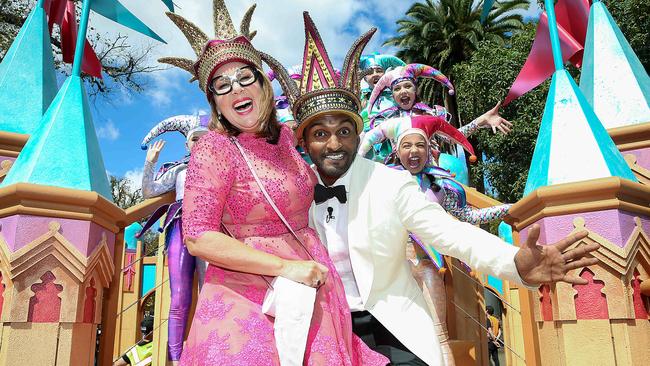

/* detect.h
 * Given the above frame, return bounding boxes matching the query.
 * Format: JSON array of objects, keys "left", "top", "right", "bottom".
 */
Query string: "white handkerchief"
[{"left": 262, "top": 276, "right": 317, "bottom": 366}]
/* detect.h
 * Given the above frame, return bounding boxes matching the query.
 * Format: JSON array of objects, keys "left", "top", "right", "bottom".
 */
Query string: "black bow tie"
[{"left": 314, "top": 184, "right": 347, "bottom": 204}]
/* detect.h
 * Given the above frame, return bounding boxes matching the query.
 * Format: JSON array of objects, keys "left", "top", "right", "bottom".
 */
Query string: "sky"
[{"left": 86, "top": 0, "right": 542, "bottom": 191}]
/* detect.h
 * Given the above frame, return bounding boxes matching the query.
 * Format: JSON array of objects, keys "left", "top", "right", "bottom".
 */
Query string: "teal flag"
[
  {"left": 91, "top": 0, "right": 165, "bottom": 43},
  {"left": 161, "top": 0, "right": 174, "bottom": 12},
  {"left": 481, "top": 0, "right": 496, "bottom": 23}
]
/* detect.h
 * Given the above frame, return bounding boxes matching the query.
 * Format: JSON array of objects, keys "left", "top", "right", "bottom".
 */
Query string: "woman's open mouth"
[
  {"left": 399, "top": 95, "right": 411, "bottom": 106},
  {"left": 407, "top": 156, "right": 421, "bottom": 169},
  {"left": 233, "top": 98, "right": 253, "bottom": 115}
]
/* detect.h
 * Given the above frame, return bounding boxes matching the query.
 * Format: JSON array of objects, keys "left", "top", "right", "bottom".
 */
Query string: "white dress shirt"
[{"left": 313, "top": 171, "right": 365, "bottom": 311}]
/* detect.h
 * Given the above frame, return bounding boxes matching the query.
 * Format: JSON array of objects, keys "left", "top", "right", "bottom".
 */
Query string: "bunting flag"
[
  {"left": 554, "top": 0, "right": 590, "bottom": 66},
  {"left": 44, "top": 0, "right": 67, "bottom": 31},
  {"left": 91, "top": 0, "right": 165, "bottom": 43},
  {"left": 503, "top": 0, "right": 589, "bottom": 106},
  {"left": 61, "top": 1, "right": 102, "bottom": 78},
  {"left": 481, "top": 0, "right": 496, "bottom": 24},
  {"left": 161, "top": 0, "right": 174, "bottom": 12},
  {"left": 44, "top": 0, "right": 102, "bottom": 78}
]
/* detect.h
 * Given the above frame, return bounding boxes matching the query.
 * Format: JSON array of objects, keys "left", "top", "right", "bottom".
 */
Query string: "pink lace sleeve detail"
[{"left": 182, "top": 132, "right": 237, "bottom": 238}]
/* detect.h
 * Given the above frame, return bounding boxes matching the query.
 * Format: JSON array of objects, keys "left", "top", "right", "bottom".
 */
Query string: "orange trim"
[
  {"left": 0, "top": 131, "right": 29, "bottom": 158},
  {"left": 505, "top": 177, "right": 650, "bottom": 230},
  {"left": 608, "top": 122, "right": 650, "bottom": 151},
  {"left": 0, "top": 183, "right": 124, "bottom": 232}
]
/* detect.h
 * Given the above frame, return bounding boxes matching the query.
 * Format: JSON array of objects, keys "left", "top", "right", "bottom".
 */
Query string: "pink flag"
[
  {"left": 60, "top": 1, "right": 103, "bottom": 78},
  {"left": 555, "top": 0, "right": 590, "bottom": 66},
  {"left": 503, "top": 13, "right": 583, "bottom": 106}
]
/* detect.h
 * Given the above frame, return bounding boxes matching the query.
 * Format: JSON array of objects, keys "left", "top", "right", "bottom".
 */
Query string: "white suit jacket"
[{"left": 309, "top": 157, "right": 524, "bottom": 365}]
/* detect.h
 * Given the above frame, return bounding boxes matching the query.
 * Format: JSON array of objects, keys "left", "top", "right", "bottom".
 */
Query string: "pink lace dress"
[{"left": 180, "top": 125, "right": 388, "bottom": 365}]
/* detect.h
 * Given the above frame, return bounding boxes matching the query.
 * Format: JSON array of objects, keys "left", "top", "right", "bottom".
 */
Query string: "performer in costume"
[
  {"left": 358, "top": 115, "right": 512, "bottom": 224},
  {"left": 359, "top": 53, "right": 406, "bottom": 128},
  {"left": 171, "top": 3, "right": 387, "bottom": 365},
  {"left": 268, "top": 65, "right": 313, "bottom": 164},
  {"left": 137, "top": 114, "right": 209, "bottom": 363},
  {"left": 359, "top": 115, "right": 513, "bottom": 365},
  {"left": 366, "top": 64, "right": 512, "bottom": 164},
  {"left": 265, "top": 11, "right": 598, "bottom": 365}
]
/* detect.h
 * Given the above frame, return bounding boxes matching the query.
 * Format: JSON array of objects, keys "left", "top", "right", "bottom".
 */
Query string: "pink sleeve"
[{"left": 182, "top": 132, "right": 236, "bottom": 238}]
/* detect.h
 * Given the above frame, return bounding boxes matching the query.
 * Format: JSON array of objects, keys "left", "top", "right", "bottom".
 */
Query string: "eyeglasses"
[{"left": 208, "top": 66, "right": 259, "bottom": 96}]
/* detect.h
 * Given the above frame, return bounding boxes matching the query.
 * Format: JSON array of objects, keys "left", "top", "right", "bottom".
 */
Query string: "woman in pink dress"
[{"left": 177, "top": 7, "right": 388, "bottom": 366}]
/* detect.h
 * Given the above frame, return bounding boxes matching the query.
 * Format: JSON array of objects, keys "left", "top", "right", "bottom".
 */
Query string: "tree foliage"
[
  {"left": 452, "top": 24, "right": 548, "bottom": 202},
  {"left": 110, "top": 175, "right": 142, "bottom": 210},
  {"left": 0, "top": 0, "right": 163, "bottom": 101},
  {"left": 452, "top": 0, "right": 649, "bottom": 202},
  {"left": 384, "top": 0, "right": 528, "bottom": 124}
]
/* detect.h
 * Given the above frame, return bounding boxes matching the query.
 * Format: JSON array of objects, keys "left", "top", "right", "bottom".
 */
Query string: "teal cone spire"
[
  {"left": 0, "top": 6, "right": 58, "bottom": 135},
  {"left": 579, "top": 1, "right": 650, "bottom": 129}
]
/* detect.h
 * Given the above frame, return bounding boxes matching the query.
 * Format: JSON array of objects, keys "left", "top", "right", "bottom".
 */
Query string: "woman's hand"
[
  {"left": 146, "top": 140, "right": 166, "bottom": 163},
  {"left": 477, "top": 102, "right": 513, "bottom": 134},
  {"left": 280, "top": 260, "right": 329, "bottom": 288}
]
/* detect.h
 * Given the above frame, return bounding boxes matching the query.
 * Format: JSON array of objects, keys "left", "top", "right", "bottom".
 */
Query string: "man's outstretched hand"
[{"left": 514, "top": 224, "right": 600, "bottom": 286}]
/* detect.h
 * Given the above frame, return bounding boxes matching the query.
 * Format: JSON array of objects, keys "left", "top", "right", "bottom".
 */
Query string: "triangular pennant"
[
  {"left": 503, "top": 13, "right": 583, "bottom": 106},
  {"left": 91, "top": 0, "right": 165, "bottom": 43},
  {"left": 161, "top": 0, "right": 174, "bottom": 12},
  {"left": 61, "top": 1, "right": 102, "bottom": 78}
]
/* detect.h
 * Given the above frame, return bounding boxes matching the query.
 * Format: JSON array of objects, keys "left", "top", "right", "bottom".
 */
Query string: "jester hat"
[
  {"left": 158, "top": 0, "right": 259, "bottom": 95},
  {"left": 359, "top": 53, "right": 406, "bottom": 76},
  {"left": 141, "top": 114, "right": 210, "bottom": 150},
  {"left": 366, "top": 64, "right": 455, "bottom": 114},
  {"left": 262, "top": 12, "right": 376, "bottom": 138},
  {"left": 267, "top": 64, "right": 303, "bottom": 82},
  {"left": 358, "top": 115, "right": 475, "bottom": 159}
]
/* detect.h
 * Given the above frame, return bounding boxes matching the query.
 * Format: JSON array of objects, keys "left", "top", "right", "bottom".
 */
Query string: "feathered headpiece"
[
  {"left": 141, "top": 114, "right": 210, "bottom": 150},
  {"left": 262, "top": 12, "right": 376, "bottom": 137},
  {"left": 359, "top": 53, "right": 406, "bottom": 77},
  {"left": 158, "top": 0, "right": 259, "bottom": 93},
  {"left": 358, "top": 115, "right": 475, "bottom": 159},
  {"left": 366, "top": 63, "right": 455, "bottom": 114}
]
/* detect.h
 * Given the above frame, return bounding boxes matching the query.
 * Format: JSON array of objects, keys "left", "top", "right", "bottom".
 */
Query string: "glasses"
[{"left": 208, "top": 66, "right": 259, "bottom": 95}]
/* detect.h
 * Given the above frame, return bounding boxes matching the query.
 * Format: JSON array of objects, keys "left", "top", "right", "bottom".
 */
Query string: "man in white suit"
[
  {"left": 264, "top": 14, "right": 599, "bottom": 365},
  {"left": 298, "top": 114, "right": 598, "bottom": 365}
]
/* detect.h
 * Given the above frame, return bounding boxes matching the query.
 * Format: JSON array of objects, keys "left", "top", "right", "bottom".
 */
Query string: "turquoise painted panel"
[
  {"left": 524, "top": 72, "right": 556, "bottom": 196},
  {"left": 0, "top": 76, "right": 113, "bottom": 201},
  {"left": 439, "top": 148, "right": 469, "bottom": 186},
  {"left": 0, "top": 7, "right": 58, "bottom": 135},
  {"left": 498, "top": 221, "right": 514, "bottom": 244},
  {"left": 124, "top": 222, "right": 143, "bottom": 251},
  {"left": 487, "top": 275, "right": 504, "bottom": 296},
  {"left": 141, "top": 264, "right": 156, "bottom": 297}
]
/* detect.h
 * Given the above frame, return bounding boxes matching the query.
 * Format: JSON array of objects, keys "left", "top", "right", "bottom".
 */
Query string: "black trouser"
[
  {"left": 351, "top": 311, "right": 428, "bottom": 366},
  {"left": 488, "top": 342, "right": 500, "bottom": 366}
]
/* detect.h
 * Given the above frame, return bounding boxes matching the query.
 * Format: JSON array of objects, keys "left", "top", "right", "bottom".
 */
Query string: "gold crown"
[
  {"left": 158, "top": 0, "right": 258, "bottom": 89},
  {"left": 262, "top": 12, "right": 375, "bottom": 137},
  {"left": 194, "top": 37, "right": 262, "bottom": 92}
]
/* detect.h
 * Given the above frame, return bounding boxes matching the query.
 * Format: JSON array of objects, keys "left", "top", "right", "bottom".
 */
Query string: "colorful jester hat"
[
  {"left": 359, "top": 53, "right": 406, "bottom": 77},
  {"left": 158, "top": 0, "right": 259, "bottom": 95},
  {"left": 358, "top": 115, "right": 475, "bottom": 160},
  {"left": 140, "top": 114, "right": 210, "bottom": 150},
  {"left": 366, "top": 63, "right": 455, "bottom": 114},
  {"left": 261, "top": 12, "right": 376, "bottom": 138}
]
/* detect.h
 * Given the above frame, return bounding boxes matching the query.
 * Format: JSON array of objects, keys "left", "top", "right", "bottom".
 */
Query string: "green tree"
[
  {"left": 0, "top": 0, "right": 163, "bottom": 100},
  {"left": 384, "top": 0, "right": 528, "bottom": 125},
  {"left": 452, "top": 24, "right": 549, "bottom": 202}
]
